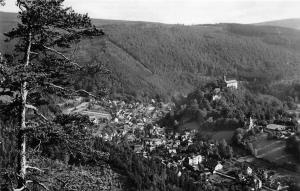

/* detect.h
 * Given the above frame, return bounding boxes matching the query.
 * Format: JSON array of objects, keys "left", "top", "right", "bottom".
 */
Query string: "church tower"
[{"left": 223, "top": 75, "right": 227, "bottom": 82}]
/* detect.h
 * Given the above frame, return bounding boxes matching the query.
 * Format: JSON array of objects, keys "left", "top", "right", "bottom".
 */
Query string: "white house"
[
  {"left": 224, "top": 75, "right": 238, "bottom": 89},
  {"left": 266, "top": 124, "right": 286, "bottom": 131},
  {"left": 169, "top": 149, "right": 177, "bottom": 154},
  {"left": 212, "top": 88, "right": 222, "bottom": 101},
  {"left": 213, "top": 162, "right": 223, "bottom": 173},
  {"left": 177, "top": 171, "right": 182, "bottom": 177},
  {"left": 246, "top": 166, "right": 253, "bottom": 176},
  {"left": 188, "top": 155, "right": 203, "bottom": 170},
  {"left": 212, "top": 94, "right": 222, "bottom": 101}
]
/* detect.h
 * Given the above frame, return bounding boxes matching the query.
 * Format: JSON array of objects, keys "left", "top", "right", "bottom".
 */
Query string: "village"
[
  {"left": 58, "top": 74, "right": 300, "bottom": 191},
  {"left": 59, "top": 91, "right": 299, "bottom": 191}
]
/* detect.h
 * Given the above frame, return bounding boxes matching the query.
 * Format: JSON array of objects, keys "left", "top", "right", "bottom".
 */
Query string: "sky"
[{"left": 1, "top": 0, "right": 300, "bottom": 24}]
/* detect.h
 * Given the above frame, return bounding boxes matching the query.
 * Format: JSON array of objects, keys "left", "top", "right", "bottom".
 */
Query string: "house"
[
  {"left": 126, "top": 134, "right": 137, "bottom": 142},
  {"left": 224, "top": 75, "right": 238, "bottom": 89},
  {"left": 253, "top": 176, "right": 262, "bottom": 190},
  {"left": 149, "top": 146, "right": 155, "bottom": 152},
  {"left": 213, "top": 162, "right": 223, "bottom": 173},
  {"left": 188, "top": 155, "right": 203, "bottom": 170},
  {"left": 142, "top": 151, "right": 148, "bottom": 158},
  {"left": 212, "top": 88, "right": 222, "bottom": 101},
  {"left": 101, "top": 133, "right": 112, "bottom": 141},
  {"left": 113, "top": 118, "right": 119, "bottom": 123},
  {"left": 133, "top": 144, "right": 144, "bottom": 153},
  {"left": 173, "top": 140, "right": 181, "bottom": 148},
  {"left": 246, "top": 166, "right": 253, "bottom": 176},
  {"left": 181, "top": 131, "right": 191, "bottom": 141},
  {"left": 177, "top": 171, "right": 182, "bottom": 177},
  {"left": 144, "top": 138, "right": 165, "bottom": 146},
  {"left": 174, "top": 133, "right": 180, "bottom": 139},
  {"left": 80, "top": 110, "right": 112, "bottom": 124},
  {"left": 276, "top": 183, "right": 289, "bottom": 191},
  {"left": 214, "top": 88, "right": 221, "bottom": 94},
  {"left": 266, "top": 124, "right": 286, "bottom": 131},
  {"left": 212, "top": 94, "right": 222, "bottom": 101},
  {"left": 169, "top": 149, "right": 177, "bottom": 154}
]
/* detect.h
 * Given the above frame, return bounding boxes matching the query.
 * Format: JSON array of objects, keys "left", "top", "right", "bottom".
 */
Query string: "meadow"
[{"left": 252, "top": 133, "right": 296, "bottom": 165}]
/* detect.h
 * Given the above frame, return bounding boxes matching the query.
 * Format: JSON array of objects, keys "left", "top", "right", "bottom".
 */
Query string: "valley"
[{"left": 1, "top": 3, "right": 300, "bottom": 191}]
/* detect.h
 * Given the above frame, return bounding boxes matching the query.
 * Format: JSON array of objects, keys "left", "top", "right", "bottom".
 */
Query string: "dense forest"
[
  {"left": 1, "top": 11, "right": 300, "bottom": 101},
  {"left": 160, "top": 79, "right": 297, "bottom": 133}
]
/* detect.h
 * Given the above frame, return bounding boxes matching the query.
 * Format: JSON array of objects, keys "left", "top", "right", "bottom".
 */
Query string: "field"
[{"left": 252, "top": 133, "right": 296, "bottom": 165}]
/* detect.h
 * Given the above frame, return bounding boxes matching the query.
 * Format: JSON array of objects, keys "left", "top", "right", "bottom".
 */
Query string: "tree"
[
  {"left": 1, "top": 0, "right": 103, "bottom": 189},
  {"left": 218, "top": 139, "right": 227, "bottom": 157},
  {"left": 247, "top": 142, "right": 255, "bottom": 156},
  {"left": 190, "top": 99, "right": 199, "bottom": 111},
  {"left": 196, "top": 109, "right": 207, "bottom": 123}
]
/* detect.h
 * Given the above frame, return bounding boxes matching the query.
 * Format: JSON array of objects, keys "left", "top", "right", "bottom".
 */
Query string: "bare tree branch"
[
  {"left": 75, "top": 89, "right": 97, "bottom": 98},
  {"left": 12, "top": 179, "right": 49, "bottom": 191},
  {"left": 25, "top": 165, "right": 44, "bottom": 173},
  {"left": 29, "top": 51, "right": 38, "bottom": 55},
  {"left": 34, "top": 181, "right": 49, "bottom": 191},
  {"left": 46, "top": 82, "right": 97, "bottom": 98},
  {"left": 25, "top": 104, "right": 48, "bottom": 121},
  {"left": 12, "top": 180, "right": 33, "bottom": 191},
  {"left": 13, "top": 185, "right": 26, "bottom": 191},
  {"left": 0, "top": 0, "right": 5, "bottom": 6},
  {"left": 45, "top": 82, "right": 66, "bottom": 91},
  {"left": 33, "top": 139, "right": 41, "bottom": 151},
  {"left": 42, "top": 45, "right": 81, "bottom": 68}
]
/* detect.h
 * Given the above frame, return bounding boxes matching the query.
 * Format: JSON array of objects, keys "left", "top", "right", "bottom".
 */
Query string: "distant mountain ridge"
[
  {"left": 255, "top": 18, "right": 300, "bottom": 30},
  {"left": 1, "top": 11, "right": 300, "bottom": 100}
]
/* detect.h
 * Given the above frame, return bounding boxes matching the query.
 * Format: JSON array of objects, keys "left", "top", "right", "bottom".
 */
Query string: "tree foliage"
[
  {"left": 0, "top": 0, "right": 103, "bottom": 189},
  {"left": 163, "top": 80, "right": 290, "bottom": 133}
]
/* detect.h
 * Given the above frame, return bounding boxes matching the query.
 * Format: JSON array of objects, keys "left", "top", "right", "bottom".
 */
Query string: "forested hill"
[{"left": 1, "top": 11, "right": 300, "bottom": 100}]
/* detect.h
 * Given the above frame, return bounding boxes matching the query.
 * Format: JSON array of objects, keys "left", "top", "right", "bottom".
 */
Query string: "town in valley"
[{"left": 0, "top": 0, "right": 300, "bottom": 191}]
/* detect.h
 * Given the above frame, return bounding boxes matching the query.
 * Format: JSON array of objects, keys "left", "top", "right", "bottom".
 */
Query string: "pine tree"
[{"left": 0, "top": 0, "right": 104, "bottom": 189}]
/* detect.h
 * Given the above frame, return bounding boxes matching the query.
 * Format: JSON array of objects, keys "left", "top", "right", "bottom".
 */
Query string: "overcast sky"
[{"left": 1, "top": 0, "right": 300, "bottom": 24}]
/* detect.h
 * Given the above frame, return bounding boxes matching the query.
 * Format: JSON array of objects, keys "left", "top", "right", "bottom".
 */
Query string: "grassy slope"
[
  {"left": 1, "top": 11, "right": 300, "bottom": 100},
  {"left": 252, "top": 133, "right": 297, "bottom": 165},
  {"left": 255, "top": 18, "right": 300, "bottom": 30}
]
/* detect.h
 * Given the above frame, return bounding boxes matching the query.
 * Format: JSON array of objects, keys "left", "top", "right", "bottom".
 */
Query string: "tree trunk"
[
  {"left": 16, "top": 32, "right": 31, "bottom": 188},
  {"left": 17, "top": 82, "right": 28, "bottom": 188}
]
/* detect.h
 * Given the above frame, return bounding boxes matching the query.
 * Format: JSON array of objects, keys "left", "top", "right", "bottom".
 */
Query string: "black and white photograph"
[{"left": 0, "top": 0, "right": 300, "bottom": 190}]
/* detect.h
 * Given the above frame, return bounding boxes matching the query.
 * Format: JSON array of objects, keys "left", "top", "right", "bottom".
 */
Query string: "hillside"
[
  {"left": 1, "top": 11, "right": 300, "bottom": 100},
  {"left": 255, "top": 18, "right": 300, "bottom": 30}
]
